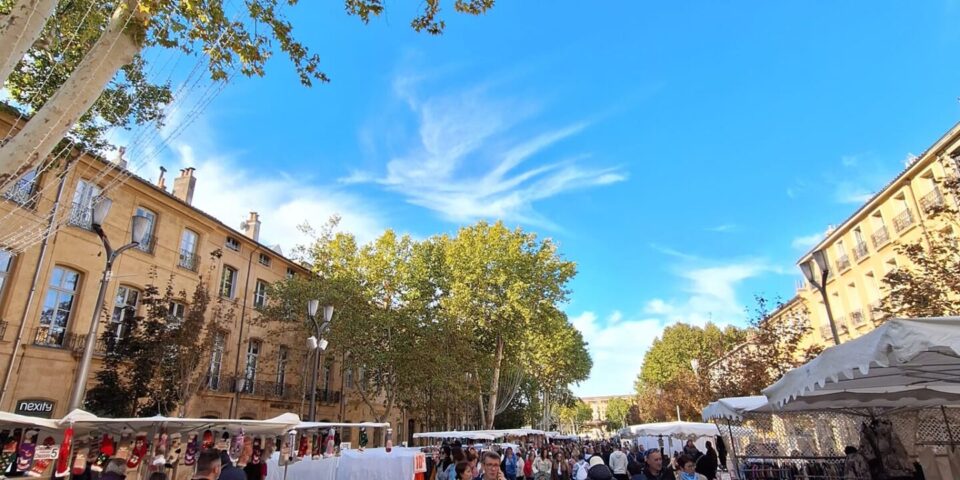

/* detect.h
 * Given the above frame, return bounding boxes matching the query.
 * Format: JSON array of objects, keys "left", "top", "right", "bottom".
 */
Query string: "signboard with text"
[
  {"left": 413, "top": 453, "right": 426, "bottom": 473},
  {"left": 15, "top": 399, "right": 55, "bottom": 418}
]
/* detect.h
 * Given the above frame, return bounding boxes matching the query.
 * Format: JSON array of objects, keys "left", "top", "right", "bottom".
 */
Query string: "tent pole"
[
  {"left": 942, "top": 406, "right": 956, "bottom": 452},
  {"left": 726, "top": 419, "right": 740, "bottom": 480}
]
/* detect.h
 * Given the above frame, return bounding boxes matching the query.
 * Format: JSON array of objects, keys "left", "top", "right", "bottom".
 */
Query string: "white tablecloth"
[{"left": 265, "top": 448, "right": 419, "bottom": 480}]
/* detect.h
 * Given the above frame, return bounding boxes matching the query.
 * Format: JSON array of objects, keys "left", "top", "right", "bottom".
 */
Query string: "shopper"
[
  {"left": 634, "top": 450, "right": 670, "bottom": 480},
  {"left": 674, "top": 455, "right": 706, "bottom": 480},
  {"left": 101, "top": 460, "right": 128, "bottom": 480},
  {"left": 480, "top": 452, "right": 507, "bottom": 480},
  {"left": 682, "top": 441, "right": 702, "bottom": 461},
  {"left": 193, "top": 450, "right": 223, "bottom": 480},
  {"left": 503, "top": 448, "right": 520, "bottom": 480},
  {"left": 523, "top": 452, "right": 535, "bottom": 480},
  {"left": 457, "top": 461, "right": 476, "bottom": 480},
  {"left": 608, "top": 445, "right": 628, "bottom": 480},
  {"left": 534, "top": 449, "right": 552, "bottom": 480},
  {"left": 694, "top": 442, "right": 718, "bottom": 480}
]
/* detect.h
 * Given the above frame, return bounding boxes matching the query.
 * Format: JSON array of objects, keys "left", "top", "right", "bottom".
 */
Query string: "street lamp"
[
  {"left": 306, "top": 300, "right": 334, "bottom": 421},
  {"left": 800, "top": 249, "right": 841, "bottom": 346},
  {"left": 68, "top": 197, "right": 149, "bottom": 411}
]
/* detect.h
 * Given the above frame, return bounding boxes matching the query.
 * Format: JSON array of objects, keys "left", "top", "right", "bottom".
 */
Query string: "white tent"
[
  {"left": 701, "top": 396, "right": 770, "bottom": 422},
  {"left": 0, "top": 411, "right": 61, "bottom": 430},
  {"left": 763, "top": 317, "right": 960, "bottom": 409},
  {"left": 412, "top": 430, "right": 497, "bottom": 441},
  {"left": 57, "top": 409, "right": 301, "bottom": 435},
  {"left": 619, "top": 421, "right": 720, "bottom": 439},
  {"left": 295, "top": 421, "right": 390, "bottom": 430}
]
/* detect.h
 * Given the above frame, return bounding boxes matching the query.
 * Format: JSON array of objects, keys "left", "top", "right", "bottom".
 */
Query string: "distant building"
[{"left": 579, "top": 394, "right": 635, "bottom": 437}]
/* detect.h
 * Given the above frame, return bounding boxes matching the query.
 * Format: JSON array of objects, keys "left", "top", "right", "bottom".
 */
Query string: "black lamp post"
[
  {"left": 306, "top": 299, "right": 333, "bottom": 421},
  {"left": 800, "top": 249, "right": 841, "bottom": 346}
]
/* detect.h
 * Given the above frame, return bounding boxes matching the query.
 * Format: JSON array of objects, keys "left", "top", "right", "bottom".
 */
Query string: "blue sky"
[{"left": 128, "top": 1, "right": 960, "bottom": 397}]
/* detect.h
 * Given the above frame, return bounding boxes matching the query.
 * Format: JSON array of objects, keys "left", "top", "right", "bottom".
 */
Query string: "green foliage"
[
  {"left": 266, "top": 217, "right": 589, "bottom": 429},
  {"left": 556, "top": 401, "right": 592, "bottom": 434},
  {"left": 881, "top": 164, "right": 960, "bottom": 317},
  {"left": 2, "top": 0, "right": 172, "bottom": 150},
  {"left": 634, "top": 322, "right": 744, "bottom": 421},
  {"left": 604, "top": 397, "right": 633, "bottom": 429}
]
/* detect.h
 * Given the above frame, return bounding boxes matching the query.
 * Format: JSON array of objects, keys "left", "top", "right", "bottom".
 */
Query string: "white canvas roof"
[
  {"left": 619, "top": 421, "right": 719, "bottom": 439},
  {"left": 295, "top": 421, "right": 390, "bottom": 430},
  {"left": 763, "top": 317, "right": 960, "bottom": 409},
  {"left": 0, "top": 411, "right": 60, "bottom": 430},
  {"left": 413, "top": 431, "right": 497, "bottom": 440},
  {"left": 701, "top": 396, "right": 770, "bottom": 421},
  {"left": 58, "top": 410, "right": 300, "bottom": 434}
]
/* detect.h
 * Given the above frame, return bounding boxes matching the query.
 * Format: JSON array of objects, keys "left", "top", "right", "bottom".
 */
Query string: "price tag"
[
  {"left": 413, "top": 453, "right": 427, "bottom": 473},
  {"left": 340, "top": 443, "right": 351, "bottom": 450},
  {"left": 35, "top": 446, "right": 58, "bottom": 460}
]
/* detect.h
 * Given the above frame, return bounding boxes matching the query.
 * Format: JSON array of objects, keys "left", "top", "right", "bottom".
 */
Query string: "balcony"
[
  {"left": 2, "top": 178, "right": 36, "bottom": 208},
  {"left": 819, "top": 325, "right": 832, "bottom": 340},
  {"left": 850, "top": 309, "right": 864, "bottom": 326},
  {"left": 892, "top": 209, "right": 915, "bottom": 233},
  {"left": 66, "top": 202, "right": 94, "bottom": 230},
  {"left": 135, "top": 235, "right": 156, "bottom": 254},
  {"left": 68, "top": 334, "right": 108, "bottom": 357},
  {"left": 871, "top": 226, "right": 890, "bottom": 248},
  {"left": 306, "top": 389, "right": 342, "bottom": 404},
  {"left": 836, "top": 318, "right": 849, "bottom": 335},
  {"left": 919, "top": 187, "right": 944, "bottom": 213},
  {"left": 0, "top": 321, "right": 7, "bottom": 341},
  {"left": 178, "top": 249, "right": 200, "bottom": 272},
  {"left": 836, "top": 254, "right": 851, "bottom": 272},
  {"left": 201, "top": 374, "right": 306, "bottom": 402},
  {"left": 852, "top": 242, "right": 869, "bottom": 261},
  {"left": 33, "top": 327, "right": 68, "bottom": 348},
  {"left": 869, "top": 302, "right": 886, "bottom": 325}
]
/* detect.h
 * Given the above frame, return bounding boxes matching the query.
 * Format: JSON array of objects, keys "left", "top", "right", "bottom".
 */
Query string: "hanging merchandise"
[
  {"left": 216, "top": 431, "right": 230, "bottom": 452},
  {"left": 324, "top": 429, "right": 335, "bottom": 458},
  {"left": 26, "top": 436, "right": 57, "bottom": 477},
  {"left": 230, "top": 430, "right": 245, "bottom": 463},
  {"left": 385, "top": 428, "right": 393, "bottom": 453},
  {"left": 91, "top": 434, "right": 114, "bottom": 472},
  {"left": 17, "top": 429, "right": 38, "bottom": 473},
  {"left": 0, "top": 429, "right": 20, "bottom": 473},
  {"left": 184, "top": 434, "right": 199, "bottom": 466},
  {"left": 54, "top": 426, "right": 72, "bottom": 478},
  {"left": 115, "top": 431, "right": 132, "bottom": 461},
  {"left": 297, "top": 432, "right": 309, "bottom": 458},
  {"left": 359, "top": 428, "right": 368, "bottom": 451},
  {"left": 167, "top": 433, "right": 182, "bottom": 466},
  {"left": 251, "top": 437, "right": 263, "bottom": 465},
  {"left": 127, "top": 432, "right": 148, "bottom": 469},
  {"left": 71, "top": 435, "right": 90, "bottom": 476},
  {"left": 310, "top": 433, "right": 320, "bottom": 460},
  {"left": 202, "top": 430, "right": 214, "bottom": 450},
  {"left": 238, "top": 433, "right": 253, "bottom": 467},
  {"left": 858, "top": 418, "right": 915, "bottom": 480}
]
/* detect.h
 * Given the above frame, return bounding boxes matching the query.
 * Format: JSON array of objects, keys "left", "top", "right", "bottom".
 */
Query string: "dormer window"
[
  {"left": 226, "top": 236, "right": 240, "bottom": 252},
  {"left": 258, "top": 253, "right": 271, "bottom": 267}
]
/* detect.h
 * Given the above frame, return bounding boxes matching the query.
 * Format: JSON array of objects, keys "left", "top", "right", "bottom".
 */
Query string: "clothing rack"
[{"left": 739, "top": 456, "right": 845, "bottom": 480}]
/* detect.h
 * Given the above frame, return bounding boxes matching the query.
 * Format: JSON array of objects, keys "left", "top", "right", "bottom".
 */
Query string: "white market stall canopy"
[
  {"left": 58, "top": 409, "right": 301, "bottom": 435},
  {"left": 413, "top": 431, "right": 497, "bottom": 441},
  {"left": 296, "top": 421, "right": 390, "bottom": 431},
  {"left": 701, "top": 396, "right": 770, "bottom": 422},
  {"left": 619, "top": 421, "right": 719, "bottom": 439},
  {"left": 0, "top": 411, "right": 61, "bottom": 430},
  {"left": 414, "top": 428, "right": 546, "bottom": 441},
  {"left": 763, "top": 317, "right": 960, "bottom": 409}
]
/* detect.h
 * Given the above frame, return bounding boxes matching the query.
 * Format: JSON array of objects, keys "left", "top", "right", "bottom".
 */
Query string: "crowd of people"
[{"left": 430, "top": 438, "right": 722, "bottom": 480}]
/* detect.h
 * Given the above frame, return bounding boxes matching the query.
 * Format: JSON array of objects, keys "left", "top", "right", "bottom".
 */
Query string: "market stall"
[
  {"left": 619, "top": 421, "right": 719, "bottom": 456},
  {"left": 0, "top": 410, "right": 66, "bottom": 479}
]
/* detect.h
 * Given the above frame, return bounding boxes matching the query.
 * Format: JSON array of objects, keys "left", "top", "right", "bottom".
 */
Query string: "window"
[
  {"left": 134, "top": 207, "right": 157, "bottom": 253},
  {"left": 276, "top": 346, "right": 288, "bottom": 396},
  {"left": 253, "top": 280, "right": 268, "bottom": 308},
  {"left": 226, "top": 236, "right": 240, "bottom": 252},
  {"left": 207, "top": 332, "right": 225, "bottom": 390},
  {"left": 258, "top": 253, "right": 271, "bottom": 267},
  {"left": 345, "top": 368, "right": 354, "bottom": 389},
  {"left": 322, "top": 365, "right": 331, "bottom": 391},
  {"left": 37, "top": 266, "right": 80, "bottom": 347},
  {"left": 3, "top": 169, "right": 37, "bottom": 206},
  {"left": 220, "top": 266, "right": 238, "bottom": 298},
  {"left": 167, "top": 301, "right": 186, "bottom": 326},
  {"left": 242, "top": 340, "right": 261, "bottom": 393},
  {"left": 110, "top": 286, "right": 140, "bottom": 341},
  {"left": 286, "top": 267, "right": 295, "bottom": 279},
  {"left": 178, "top": 229, "right": 199, "bottom": 271},
  {"left": 0, "top": 251, "right": 13, "bottom": 300},
  {"left": 68, "top": 180, "right": 101, "bottom": 229}
]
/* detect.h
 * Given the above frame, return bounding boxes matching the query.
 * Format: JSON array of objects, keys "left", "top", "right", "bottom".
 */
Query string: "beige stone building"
[
  {"left": 579, "top": 394, "right": 635, "bottom": 437},
  {"left": 711, "top": 121, "right": 960, "bottom": 380},
  {"left": 0, "top": 107, "right": 406, "bottom": 442}
]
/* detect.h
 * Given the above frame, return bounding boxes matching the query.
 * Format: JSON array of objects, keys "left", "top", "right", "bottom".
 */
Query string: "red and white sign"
[{"left": 413, "top": 453, "right": 426, "bottom": 473}]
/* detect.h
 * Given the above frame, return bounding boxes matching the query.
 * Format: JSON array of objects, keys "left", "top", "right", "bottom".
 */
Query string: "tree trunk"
[
  {"left": 0, "top": 0, "right": 144, "bottom": 184},
  {"left": 0, "top": 0, "right": 57, "bottom": 86},
  {"left": 485, "top": 334, "right": 504, "bottom": 430}
]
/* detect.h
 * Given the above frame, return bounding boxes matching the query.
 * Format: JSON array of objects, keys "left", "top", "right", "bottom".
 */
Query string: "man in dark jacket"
[
  {"left": 634, "top": 450, "right": 671, "bottom": 480},
  {"left": 218, "top": 450, "right": 245, "bottom": 480}
]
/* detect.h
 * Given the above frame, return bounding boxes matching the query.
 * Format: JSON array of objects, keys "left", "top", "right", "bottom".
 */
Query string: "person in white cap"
[{"left": 586, "top": 456, "right": 612, "bottom": 480}]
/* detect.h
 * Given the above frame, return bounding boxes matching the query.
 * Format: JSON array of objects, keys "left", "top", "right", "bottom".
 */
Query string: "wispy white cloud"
[
  {"left": 791, "top": 232, "right": 823, "bottom": 250},
  {"left": 571, "top": 258, "right": 779, "bottom": 396},
  {"left": 649, "top": 244, "right": 700, "bottom": 262},
  {"left": 706, "top": 223, "right": 737, "bottom": 233},
  {"left": 346, "top": 75, "right": 627, "bottom": 227},
  {"left": 834, "top": 182, "right": 875, "bottom": 204}
]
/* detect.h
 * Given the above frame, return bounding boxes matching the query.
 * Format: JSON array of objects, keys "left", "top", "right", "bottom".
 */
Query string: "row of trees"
[{"left": 260, "top": 219, "right": 592, "bottom": 429}]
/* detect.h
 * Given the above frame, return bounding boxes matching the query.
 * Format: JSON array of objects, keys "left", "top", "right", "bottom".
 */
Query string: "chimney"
[
  {"left": 113, "top": 146, "right": 127, "bottom": 169},
  {"left": 172, "top": 167, "right": 196, "bottom": 205},
  {"left": 157, "top": 166, "right": 167, "bottom": 191},
  {"left": 244, "top": 212, "right": 261, "bottom": 242}
]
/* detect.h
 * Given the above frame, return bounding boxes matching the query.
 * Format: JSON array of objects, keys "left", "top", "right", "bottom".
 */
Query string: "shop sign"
[
  {"left": 414, "top": 452, "right": 426, "bottom": 473},
  {"left": 15, "top": 399, "right": 55, "bottom": 418}
]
